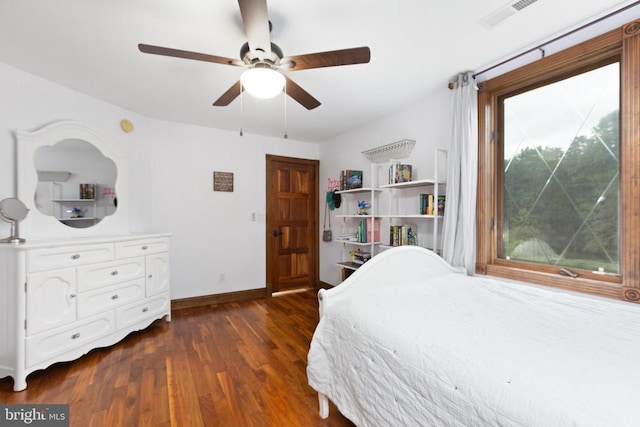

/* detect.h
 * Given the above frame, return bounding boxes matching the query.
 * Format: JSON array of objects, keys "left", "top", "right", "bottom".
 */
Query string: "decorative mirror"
[
  {"left": 16, "top": 121, "right": 129, "bottom": 239},
  {"left": 33, "top": 139, "right": 117, "bottom": 228},
  {"left": 0, "top": 198, "right": 29, "bottom": 243}
]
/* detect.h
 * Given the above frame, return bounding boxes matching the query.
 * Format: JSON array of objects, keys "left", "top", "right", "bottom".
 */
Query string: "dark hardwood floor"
[{"left": 0, "top": 289, "right": 354, "bottom": 427}]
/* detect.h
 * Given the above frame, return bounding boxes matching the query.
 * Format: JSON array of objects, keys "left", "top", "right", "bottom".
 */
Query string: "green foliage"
[{"left": 503, "top": 110, "right": 620, "bottom": 272}]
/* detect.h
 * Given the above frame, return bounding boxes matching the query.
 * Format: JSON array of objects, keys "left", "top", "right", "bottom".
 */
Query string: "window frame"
[{"left": 476, "top": 20, "right": 640, "bottom": 303}]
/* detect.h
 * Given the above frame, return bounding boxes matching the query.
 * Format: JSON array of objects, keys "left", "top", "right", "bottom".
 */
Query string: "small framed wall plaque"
[{"left": 213, "top": 171, "right": 234, "bottom": 192}]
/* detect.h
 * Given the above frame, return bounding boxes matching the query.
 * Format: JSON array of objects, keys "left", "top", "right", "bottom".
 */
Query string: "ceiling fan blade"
[
  {"left": 283, "top": 47, "right": 371, "bottom": 71},
  {"left": 213, "top": 81, "right": 243, "bottom": 106},
  {"left": 138, "top": 44, "right": 242, "bottom": 66},
  {"left": 237, "top": 0, "right": 271, "bottom": 56},
  {"left": 284, "top": 76, "right": 321, "bottom": 110}
]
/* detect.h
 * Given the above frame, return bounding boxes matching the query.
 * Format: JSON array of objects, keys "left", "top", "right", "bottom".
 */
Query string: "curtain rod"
[{"left": 448, "top": 0, "right": 640, "bottom": 89}]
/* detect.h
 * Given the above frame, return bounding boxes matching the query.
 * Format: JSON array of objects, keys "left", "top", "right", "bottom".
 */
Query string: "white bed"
[{"left": 307, "top": 246, "right": 640, "bottom": 426}]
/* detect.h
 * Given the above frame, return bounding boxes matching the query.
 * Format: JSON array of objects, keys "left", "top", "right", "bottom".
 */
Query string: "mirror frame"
[{"left": 16, "top": 121, "right": 129, "bottom": 239}]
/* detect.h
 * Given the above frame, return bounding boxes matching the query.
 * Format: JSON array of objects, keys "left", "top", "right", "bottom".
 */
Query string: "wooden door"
[{"left": 266, "top": 155, "right": 319, "bottom": 293}]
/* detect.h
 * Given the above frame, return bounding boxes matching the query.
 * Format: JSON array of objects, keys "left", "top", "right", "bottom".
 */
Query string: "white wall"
[
  {"left": 0, "top": 60, "right": 454, "bottom": 295},
  {"left": 318, "top": 88, "right": 453, "bottom": 286},
  {"left": 145, "top": 120, "right": 319, "bottom": 298},
  {"left": 0, "top": 63, "right": 319, "bottom": 299}
]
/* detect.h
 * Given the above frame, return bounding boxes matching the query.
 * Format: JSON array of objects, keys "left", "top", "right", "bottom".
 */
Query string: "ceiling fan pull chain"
[
  {"left": 239, "top": 83, "right": 244, "bottom": 137},
  {"left": 283, "top": 81, "right": 288, "bottom": 139}
]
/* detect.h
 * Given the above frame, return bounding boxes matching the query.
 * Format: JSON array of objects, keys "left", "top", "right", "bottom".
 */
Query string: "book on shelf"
[
  {"left": 366, "top": 217, "right": 380, "bottom": 243},
  {"left": 337, "top": 233, "right": 358, "bottom": 242},
  {"left": 419, "top": 194, "right": 445, "bottom": 215},
  {"left": 419, "top": 193, "right": 434, "bottom": 215},
  {"left": 437, "top": 194, "right": 446, "bottom": 216},
  {"left": 356, "top": 217, "right": 380, "bottom": 243},
  {"left": 349, "top": 249, "right": 371, "bottom": 265},
  {"left": 388, "top": 163, "right": 412, "bottom": 184},
  {"left": 389, "top": 223, "right": 419, "bottom": 246},
  {"left": 340, "top": 170, "right": 363, "bottom": 190},
  {"left": 79, "top": 183, "right": 95, "bottom": 199}
]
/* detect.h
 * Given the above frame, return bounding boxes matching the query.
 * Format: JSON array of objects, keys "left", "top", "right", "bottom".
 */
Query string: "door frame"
[{"left": 265, "top": 154, "right": 320, "bottom": 295}]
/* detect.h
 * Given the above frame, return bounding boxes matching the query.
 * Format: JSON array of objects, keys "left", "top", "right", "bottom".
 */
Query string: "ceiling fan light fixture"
[{"left": 241, "top": 68, "right": 285, "bottom": 99}]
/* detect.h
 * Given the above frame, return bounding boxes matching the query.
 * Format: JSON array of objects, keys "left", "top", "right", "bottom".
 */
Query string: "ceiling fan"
[{"left": 138, "top": 0, "right": 370, "bottom": 110}]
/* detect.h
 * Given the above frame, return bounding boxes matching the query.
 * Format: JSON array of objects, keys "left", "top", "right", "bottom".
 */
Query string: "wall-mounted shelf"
[
  {"left": 37, "top": 170, "right": 72, "bottom": 182},
  {"left": 335, "top": 187, "right": 380, "bottom": 194},
  {"left": 362, "top": 139, "right": 416, "bottom": 163},
  {"left": 379, "top": 179, "right": 438, "bottom": 189}
]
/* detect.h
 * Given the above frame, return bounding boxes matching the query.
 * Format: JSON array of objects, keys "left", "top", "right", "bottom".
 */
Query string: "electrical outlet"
[{"left": 219, "top": 273, "right": 226, "bottom": 283}]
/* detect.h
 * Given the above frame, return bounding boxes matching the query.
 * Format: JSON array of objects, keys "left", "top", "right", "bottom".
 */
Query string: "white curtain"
[{"left": 442, "top": 72, "right": 478, "bottom": 275}]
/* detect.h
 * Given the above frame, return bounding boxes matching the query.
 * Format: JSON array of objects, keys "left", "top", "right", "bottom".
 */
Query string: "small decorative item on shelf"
[
  {"left": 357, "top": 200, "right": 370, "bottom": 215},
  {"left": 66, "top": 207, "right": 87, "bottom": 218},
  {"left": 340, "top": 170, "right": 363, "bottom": 190},
  {"left": 406, "top": 224, "right": 418, "bottom": 246}
]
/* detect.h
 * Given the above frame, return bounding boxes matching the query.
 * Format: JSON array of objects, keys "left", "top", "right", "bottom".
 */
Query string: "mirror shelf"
[{"left": 37, "top": 170, "right": 72, "bottom": 182}]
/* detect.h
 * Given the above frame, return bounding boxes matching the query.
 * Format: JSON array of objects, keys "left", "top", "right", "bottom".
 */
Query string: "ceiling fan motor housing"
[{"left": 240, "top": 42, "right": 284, "bottom": 69}]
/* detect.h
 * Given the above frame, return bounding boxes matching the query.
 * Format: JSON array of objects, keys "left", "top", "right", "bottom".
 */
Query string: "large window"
[
  {"left": 501, "top": 62, "right": 620, "bottom": 274},
  {"left": 477, "top": 20, "right": 640, "bottom": 303}
]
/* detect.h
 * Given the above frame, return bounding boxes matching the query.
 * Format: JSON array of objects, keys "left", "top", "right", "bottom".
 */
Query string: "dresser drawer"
[
  {"left": 115, "top": 293, "right": 170, "bottom": 331},
  {"left": 27, "top": 244, "right": 115, "bottom": 273},
  {"left": 77, "top": 280, "right": 145, "bottom": 319},
  {"left": 26, "top": 312, "right": 115, "bottom": 367},
  {"left": 77, "top": 257, "right": 145, "bottom": 292},
  {"left": 115, "top": 238, "right": 169, "bottom": 258}
]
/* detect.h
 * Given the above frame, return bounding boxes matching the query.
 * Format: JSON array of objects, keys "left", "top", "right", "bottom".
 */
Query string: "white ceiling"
[{"left": 0, "top": 0, "right": 638, "bottom": 142}]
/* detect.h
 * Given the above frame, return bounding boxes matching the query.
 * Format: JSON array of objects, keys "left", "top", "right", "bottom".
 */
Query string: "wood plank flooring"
[{"left": 0, "top": 289, "right": 354, "bottom": 427}]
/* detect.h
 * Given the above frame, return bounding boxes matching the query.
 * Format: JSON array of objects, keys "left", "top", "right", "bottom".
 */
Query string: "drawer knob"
[
  {"left": 148, "top": 274, "right": 153, "bottom": 279},
  {"left": 111, "top": 270, "right": 119, "bottom": 276},
  {"left": 111, "top": 294, "right": 119, "bottom": 300},
  {"left": 71, "top": 333, "right": 80, "bottom": 340},
  {"left": 141, "top": 245, "right": 148, "bottom": 250},
  {"left": 142, "top": 307, "right": 149, "bottom": 313},
  {"left": 69, "top": 293, "right": 77, "bottom": 299},
  {"left": 71, "top": 254, "right": 80, "bottom": 260}
]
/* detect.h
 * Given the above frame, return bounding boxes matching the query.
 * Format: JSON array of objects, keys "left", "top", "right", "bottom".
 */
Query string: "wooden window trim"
[{"left": 476, "top": 20, "right": 640, "bottom": 303}]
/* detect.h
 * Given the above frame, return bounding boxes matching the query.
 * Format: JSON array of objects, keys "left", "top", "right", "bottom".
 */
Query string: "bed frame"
[
  {"left": 308, "top": 246, "right": 640, "bottom": 426},
  {"left": 313, "top": 246, "right": 461, "bottom": 419}
]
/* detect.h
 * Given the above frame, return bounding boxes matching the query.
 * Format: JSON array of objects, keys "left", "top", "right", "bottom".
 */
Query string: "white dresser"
[{"left": 0, "top": 233, "right": 171, "bottom": 391}]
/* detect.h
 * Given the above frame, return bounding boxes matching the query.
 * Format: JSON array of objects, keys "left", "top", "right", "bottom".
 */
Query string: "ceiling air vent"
[
  {"left": 511, "top": 0, "right": 538, "bottom": 11},
  {"left": 479, "top": 0, "right": 540, "bottom": 29}
]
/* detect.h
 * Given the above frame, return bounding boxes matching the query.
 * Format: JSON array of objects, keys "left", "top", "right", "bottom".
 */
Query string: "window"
[
  {"left": 477, "top": 21, "right": 640, "bottom": 303},
  {"left": 501, "top": 62, "right": 620, "bottom": 274}
]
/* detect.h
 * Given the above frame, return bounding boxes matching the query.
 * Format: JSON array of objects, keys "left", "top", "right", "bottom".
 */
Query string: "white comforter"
[{"left": 307, "top": 249, "right": 640, "bottom": 426}]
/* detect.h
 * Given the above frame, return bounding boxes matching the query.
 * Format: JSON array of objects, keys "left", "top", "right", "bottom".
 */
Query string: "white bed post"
[
  {"left": 318, "top": 393, "right": 330, "bottom": 419},
  {"left": 317, "top": 291, "right": 330, "bottom": 418}
]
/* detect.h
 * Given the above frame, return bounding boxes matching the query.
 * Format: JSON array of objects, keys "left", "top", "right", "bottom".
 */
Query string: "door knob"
[{"left": 272, "top": 230, "right": 283, "bottom": 237}]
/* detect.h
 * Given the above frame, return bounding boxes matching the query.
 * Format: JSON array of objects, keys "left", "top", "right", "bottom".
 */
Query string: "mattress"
[{"left": 307, "top": 255, "right": 640, "bottom": 426}]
